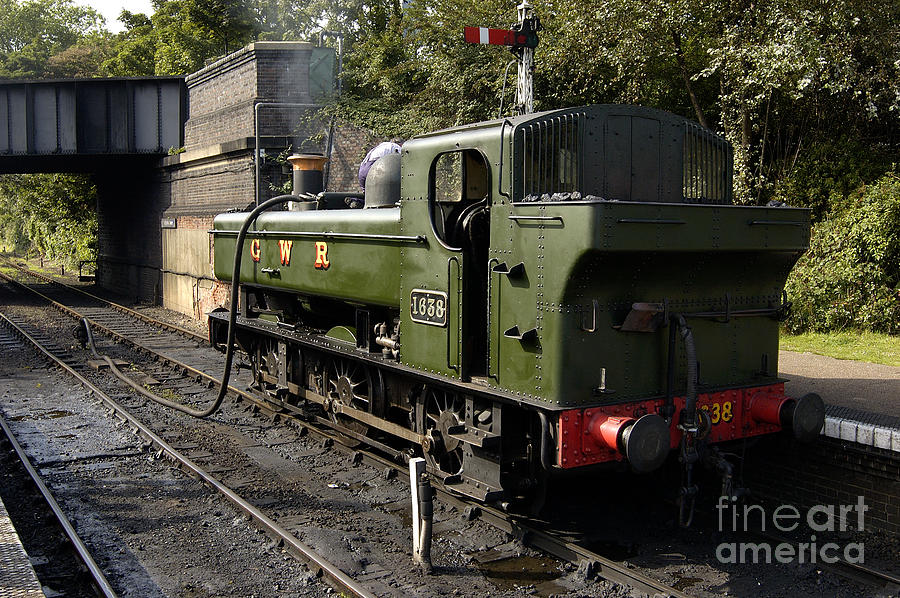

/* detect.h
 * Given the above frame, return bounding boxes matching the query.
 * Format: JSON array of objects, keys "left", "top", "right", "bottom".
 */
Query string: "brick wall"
[
  {"left": 95, "top": 40, "right": 381, "bottom": 319},
  {"left": 95, "top": 159, "right": 167, "bottom": 303},
  {"left": 744, "top": 435, "right": 900, "bottom": 535},
  {"left": 327, "top": 120, "right": 379, "bottom": 192},
  {"left": 183, "top": 41, "right": 317, "bottom": 152},
  {"left": 163, "top": 153, "right": 257, "bottom": 215}
]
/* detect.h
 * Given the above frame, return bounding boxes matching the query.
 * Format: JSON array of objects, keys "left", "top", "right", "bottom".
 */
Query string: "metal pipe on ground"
[{"left": 409, "top": 457, "right": 433, "bottom": 573}]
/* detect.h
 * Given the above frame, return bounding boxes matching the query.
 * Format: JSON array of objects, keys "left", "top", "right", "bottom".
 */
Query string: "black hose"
[
  {"left": 675, "top": 314, "right": 698, "bottom": 428},
  {"left": 211, "top": 194, "right": 306, "bottom": 416},
  {"left": 82, "top": 194, "right": 304, "bottom": 418},
  {"left": 82, "top": 316, "right": 225, "bottom": 416}
]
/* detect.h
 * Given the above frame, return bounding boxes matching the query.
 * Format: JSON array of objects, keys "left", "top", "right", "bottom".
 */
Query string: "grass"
[{"left": 780, "top": 330, "right": 900, "bottom": 367}]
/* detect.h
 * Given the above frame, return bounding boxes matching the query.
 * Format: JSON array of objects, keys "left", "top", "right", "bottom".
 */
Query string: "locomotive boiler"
[{"left": 209, "top": 104, "right": 825, "bottom": 512}]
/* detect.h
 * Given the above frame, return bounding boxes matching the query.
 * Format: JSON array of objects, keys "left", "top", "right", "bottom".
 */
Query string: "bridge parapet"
[{"left": 0, "top": 78, "right": 185, "bottom": 157}]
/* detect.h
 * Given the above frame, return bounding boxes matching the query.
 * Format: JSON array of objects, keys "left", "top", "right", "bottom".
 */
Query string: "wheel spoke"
[{"left": 421, "top": 388, "right": 466, "bottom": 476}]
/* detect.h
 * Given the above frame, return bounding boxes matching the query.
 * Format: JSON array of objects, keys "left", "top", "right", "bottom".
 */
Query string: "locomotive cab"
[{"left": 429, "top": 150, "right": 491, "bottom": 377}]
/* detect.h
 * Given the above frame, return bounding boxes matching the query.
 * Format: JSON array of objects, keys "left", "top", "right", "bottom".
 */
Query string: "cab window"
[{"left": 430, "top": 150, "right": 489, "bottom": 246}]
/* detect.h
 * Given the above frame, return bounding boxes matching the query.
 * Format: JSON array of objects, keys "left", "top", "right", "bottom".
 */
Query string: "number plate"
[
  {"left": 700, "top": 401, "right": 734, "bottom": 425},
  {"left": 409, "top": 289, "right": 448, "bottom": 327}
]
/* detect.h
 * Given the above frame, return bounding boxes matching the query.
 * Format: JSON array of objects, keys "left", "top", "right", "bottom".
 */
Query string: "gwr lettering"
[
  {"left": 314, "top": 242, "right": 330, "bottom": 269},
  {"left": 279, "top": 240, "right": 293, "bottom": 265}
]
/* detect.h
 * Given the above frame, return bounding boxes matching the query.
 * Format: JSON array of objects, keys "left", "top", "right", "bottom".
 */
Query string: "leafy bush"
[
  {"left": 784, "top": 171, "right": 900, "bottom": 333},
  {"left": 772, "top": 135, "right": 895, "bottom": 223}
]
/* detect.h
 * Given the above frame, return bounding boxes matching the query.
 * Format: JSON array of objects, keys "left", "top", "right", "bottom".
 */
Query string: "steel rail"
[
  {"left": 0, "top": 266, "right": 693, "bottom": 597},
  {"left": 336, "top": 439, "right": 692, "bottom": 598},
  {"left": 2, "top": 261, "right": 207, "bottom": 342},
  {"left": 5, "top": 262, "right": 891, "bottom": 596},
  {"left": 0, "top": 269, "right": 239, "bottom": 393},
  {"left": 0, "top": 312, "right": 377, "bottom": 598},
  {"left": 0, "top": 411, "right": 118, "bottom": 598},
  {"left": 0, "top": 269, "right": 354, "bottom": 442}
]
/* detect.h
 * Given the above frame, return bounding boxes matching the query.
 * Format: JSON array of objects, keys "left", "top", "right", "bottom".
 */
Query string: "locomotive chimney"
[{"left": 287, "top": 154, "right": 328, "bottom": 208}]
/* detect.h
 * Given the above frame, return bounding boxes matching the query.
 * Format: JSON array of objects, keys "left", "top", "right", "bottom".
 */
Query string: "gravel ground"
[
  {"left": 1, "top": 263, "right": 896, "bottom": 598},
  {"left": 0, "top": 358, "right": 329, "bottom": 597},
  {"left": 0, "top": 298, "right": 632, "bottom": 597}
]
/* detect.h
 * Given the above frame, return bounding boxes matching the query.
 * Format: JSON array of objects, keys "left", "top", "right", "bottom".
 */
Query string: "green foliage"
[
  {"left": 100, "top": 11, "right": 156, "bottom": 76},
  {"left": 0, "top": 174, "right": 97, "bottom": 267},
  {"left": 0, "top": 0, "right": 104, "bottom": 79},
  {"left": 0, "top": 0, "right": 897, "bottom": 338},
  {"left": 784, "top": 172, "right": 900, "bottom": 334},
  {"left": 45, "top": 32, "right": 118, "bottom": 77},
  {"left": 772, "top": 135, "right": 895, "bottom": 222},
  {"left": 151, "top": 0, "right": 259, "bottom": 75},
  {"left": 332, "top": 0, "right": 526, "bottom": 136},
  {"left": 329, "top": 0, "right": 900, "bottom": 207}
]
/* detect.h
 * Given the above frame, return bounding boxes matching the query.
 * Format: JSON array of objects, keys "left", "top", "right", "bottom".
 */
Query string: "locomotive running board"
[{"left": 210, "top": 309, "right": 568, "bottom": 412}]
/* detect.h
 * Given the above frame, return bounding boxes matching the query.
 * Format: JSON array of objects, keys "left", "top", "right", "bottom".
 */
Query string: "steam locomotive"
[{"left": 209, "top": 104, "right": 824, "bottom": 511}]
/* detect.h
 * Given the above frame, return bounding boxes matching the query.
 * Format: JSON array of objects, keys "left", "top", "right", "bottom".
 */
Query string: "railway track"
[
  {"left": 0, "top": 310, "right": 378, "bottom": 598},
  {"left": 2, "top": 261, "right": 895, "bottom": 597},
  {"left": 0, "top": 329, "right": 117, "bottom": 597},
  {"left": 0, "top": 261, "right": 698, "bottom": 596},
  {"left": 751, "top": 529, "right": 900, "bottom": 595}
]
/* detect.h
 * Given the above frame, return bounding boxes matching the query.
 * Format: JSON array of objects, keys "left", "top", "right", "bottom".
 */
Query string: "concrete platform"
[
  {"left": 0, "top": 495, "right": 44, "bottom": 598},
  {"left": 780, "top": 350, "right": 900, "bottom": 452}
]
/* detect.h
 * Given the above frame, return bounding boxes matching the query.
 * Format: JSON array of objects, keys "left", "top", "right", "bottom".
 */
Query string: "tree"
[
  {"left": 187, "top": 0, "right": 257, "bottom": 56},
  {"left": 332, "top": 0, "right": 900, "bottom": 206},
  {"left": 101, "top": 11, "right": 156, "bottom": 76},
  {"left": 0, "top": 174, "right": 97, "bottom": 266},
  {"left": 46, "top": 32, "right": 118, "bottom": 78},
  {"left": 0, "top": 0, "right": 104, "bottom": 79},
  {"left": 152, "top": 0, "right": 257, "bottom": 75}
]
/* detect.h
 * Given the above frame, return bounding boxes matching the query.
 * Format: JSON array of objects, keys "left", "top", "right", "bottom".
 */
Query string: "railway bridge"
[
  {"left": 0, "top": 77, "right": 185, "bottom": 174},
  {"left": 0, "top": 41, "right": 370, "bottom": 317}
]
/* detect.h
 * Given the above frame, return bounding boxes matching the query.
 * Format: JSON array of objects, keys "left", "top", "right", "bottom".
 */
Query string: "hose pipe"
[
  {"left": 81, "top": 316, "right": 225, "bottom": 417},
  {"left": 674, "top": 314, "right": 698, "bottom": 431},
  {"left": 82, "top": 193, "right": 306, "bottom": 418},
  {"left": 208, "top": 194, "right": 309, "bottom": 417}
]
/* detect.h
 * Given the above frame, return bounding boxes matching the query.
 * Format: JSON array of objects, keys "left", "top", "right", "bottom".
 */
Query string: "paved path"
[{"left": 779, "top": 350, "right": 899, "bottom": 419}]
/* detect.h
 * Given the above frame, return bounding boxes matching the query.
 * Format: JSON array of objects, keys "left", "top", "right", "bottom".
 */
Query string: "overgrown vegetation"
[
  {"left": 784, "top": 172, "right": 900, "bottom": 334},
  {"left": 0, "top": 174, "right": 97, "bottom": 267},
  {"left": 0, "top": 0, "right": 898, "bottom": 336}
]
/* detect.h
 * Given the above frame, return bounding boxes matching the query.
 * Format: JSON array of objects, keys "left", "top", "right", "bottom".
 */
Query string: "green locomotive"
[{"left": 210, "top": 104, "right": 824, "bottom": 506}]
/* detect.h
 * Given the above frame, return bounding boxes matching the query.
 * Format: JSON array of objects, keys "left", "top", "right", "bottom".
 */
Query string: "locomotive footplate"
[{"left": 208, "top": 308, "right": 565, "bottom": 412}]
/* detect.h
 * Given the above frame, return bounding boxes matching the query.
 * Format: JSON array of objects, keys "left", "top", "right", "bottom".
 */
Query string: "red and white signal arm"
[
  {"left": 465, "top": 26, "right": 514, "bottom": 45},
  {"left": 464, "top": 26, "right": 536, "bottom": 48}
]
